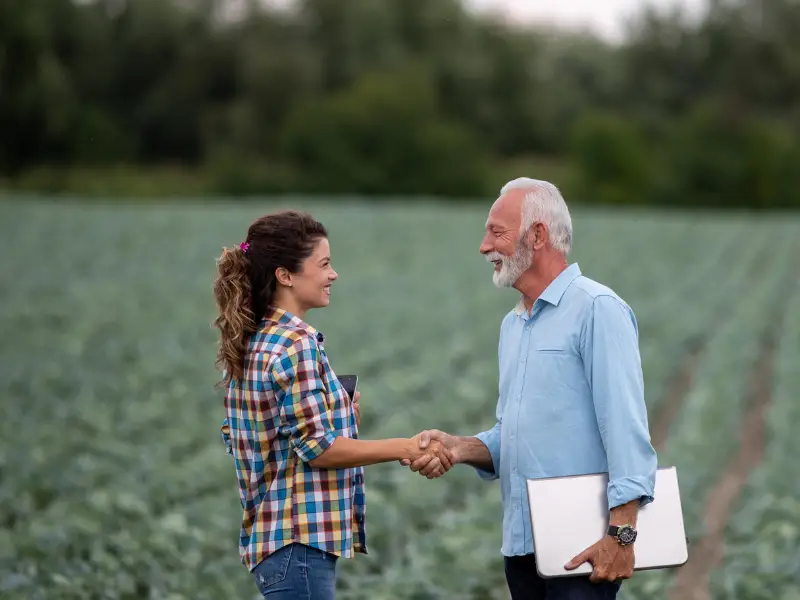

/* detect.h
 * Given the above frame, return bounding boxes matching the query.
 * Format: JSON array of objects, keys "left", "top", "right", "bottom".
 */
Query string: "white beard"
[{"left": 486, "top": 243, "right": 533, "bottom": 288}]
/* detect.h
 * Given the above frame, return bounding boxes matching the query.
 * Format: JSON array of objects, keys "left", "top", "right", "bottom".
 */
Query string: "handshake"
[{"left": 401, "top": 429, "right": 460, "bottom": 479}]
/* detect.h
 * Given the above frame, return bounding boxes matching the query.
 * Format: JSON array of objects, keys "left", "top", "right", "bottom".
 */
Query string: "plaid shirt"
[{"left": 221, "top": 307, "right": 367, "bottom": 571}]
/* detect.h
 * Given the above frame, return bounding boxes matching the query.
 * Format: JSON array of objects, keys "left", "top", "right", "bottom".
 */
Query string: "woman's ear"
[{"left": 275, "top": 267, "right": 292, "bottom": 287}]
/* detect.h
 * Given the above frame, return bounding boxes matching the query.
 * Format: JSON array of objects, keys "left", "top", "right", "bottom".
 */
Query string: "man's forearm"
[
  {"left": 454, "top": 436, "right": 495, "bottom": 471},
  {"left": 609, "top": 498, "right": 639, "bottom": 527}
]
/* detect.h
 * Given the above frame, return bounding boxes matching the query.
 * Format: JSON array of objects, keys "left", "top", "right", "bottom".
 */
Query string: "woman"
[{"left": 212, "top": 210, "right": 452, "bottom": 599}]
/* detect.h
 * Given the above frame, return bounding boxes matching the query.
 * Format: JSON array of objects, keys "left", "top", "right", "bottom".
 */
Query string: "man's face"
[{"left": 479, "top": 191, "right": 532, "bottom": 288}]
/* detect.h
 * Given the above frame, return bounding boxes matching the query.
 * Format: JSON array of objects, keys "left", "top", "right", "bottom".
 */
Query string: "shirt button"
[
  {"left": 516, "top": 394, "right": 521, "bottom": 400},
  {"left": 510, "top": 434, "right": 515, "bottom": 440}
]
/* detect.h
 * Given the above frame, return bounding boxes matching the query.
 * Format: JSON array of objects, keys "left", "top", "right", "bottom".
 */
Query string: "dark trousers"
[{"left": 504, "top": 553, "right": 621, "bottom": 600}]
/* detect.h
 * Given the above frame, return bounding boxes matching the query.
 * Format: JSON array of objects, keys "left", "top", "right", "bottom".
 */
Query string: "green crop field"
[{"left": 1, "top": 196, "right": 799, "bottom": 600}]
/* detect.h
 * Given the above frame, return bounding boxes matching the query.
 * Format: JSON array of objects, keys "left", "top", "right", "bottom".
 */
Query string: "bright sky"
[
  {"left": 464, "top": 0, "right": 706, "bottom": 41},
  {"left": 258, "top": 0, "right": 707, "bottom": 42}
]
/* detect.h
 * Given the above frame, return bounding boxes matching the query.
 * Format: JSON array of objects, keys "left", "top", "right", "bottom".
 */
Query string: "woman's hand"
[
  {"left": 352, "top": 391, "right": 361, "bottom": 427},
  {"left": 406, "top": 433, "right": 454, "bottom": 478}
]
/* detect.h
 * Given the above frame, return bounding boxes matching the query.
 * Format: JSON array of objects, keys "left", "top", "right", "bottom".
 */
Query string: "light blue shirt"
[{"left": 474, "top": 262, "right": 657, "bottom": 557}]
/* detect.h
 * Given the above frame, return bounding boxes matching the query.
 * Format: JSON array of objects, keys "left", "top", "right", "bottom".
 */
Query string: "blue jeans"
[
  {"left": 504, "top": 554, "right": 621, "bottom": 600},
  {"left": 252, "top": 543, "right": 338, "bottom": 599}
]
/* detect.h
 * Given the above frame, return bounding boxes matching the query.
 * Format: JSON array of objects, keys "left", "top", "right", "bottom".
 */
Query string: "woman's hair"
[{"left": 212, "top": 210, "right": 328, "bottom": 387}]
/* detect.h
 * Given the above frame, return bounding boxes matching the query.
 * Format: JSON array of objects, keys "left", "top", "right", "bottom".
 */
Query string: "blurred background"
[
  {"left": 2, "top": 0, "right": 800, "bottom": 205},
  {"left": 2, "top": 1, "right": 800, "bottom": 599}
]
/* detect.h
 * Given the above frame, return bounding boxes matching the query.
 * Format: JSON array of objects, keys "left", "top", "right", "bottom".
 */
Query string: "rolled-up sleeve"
[
  {"left": 221, "top": 418, "right": 232, "bottom": 455},
  {"left": 273, "top": 336, "right": 337, "bottom": 463},
  {"left": 474, "top": 421, "right": 502, "bottom": 480},
  {"left": 581, "top": 294, "right": 657, "bottom": 509}
]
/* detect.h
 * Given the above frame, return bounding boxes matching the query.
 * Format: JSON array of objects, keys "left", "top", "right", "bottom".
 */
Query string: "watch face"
[{"left": 618, "top": 526, "right": 637, "bottom": 545}]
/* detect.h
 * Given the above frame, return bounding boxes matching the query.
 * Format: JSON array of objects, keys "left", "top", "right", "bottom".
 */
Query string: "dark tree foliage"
[{"left": 2, "top": 0, "right": 798, "bottom": 206}]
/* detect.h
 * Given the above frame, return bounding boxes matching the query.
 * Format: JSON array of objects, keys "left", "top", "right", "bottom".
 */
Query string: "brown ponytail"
[
  {"left": 212, "top": 210, "right": 328, "bottom": 387},
  {"left": 212, "top": 245, "right": 256, "bottom": 387}
]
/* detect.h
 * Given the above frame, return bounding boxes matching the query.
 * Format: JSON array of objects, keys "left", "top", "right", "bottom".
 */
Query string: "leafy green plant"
[{"left": 1, "top": 198, "right": 798, "bottom": 599}]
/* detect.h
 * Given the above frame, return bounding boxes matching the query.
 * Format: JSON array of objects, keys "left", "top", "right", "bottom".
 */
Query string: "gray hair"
[{"left": 500, "top": 177, "right": 573, "bottom": 255}]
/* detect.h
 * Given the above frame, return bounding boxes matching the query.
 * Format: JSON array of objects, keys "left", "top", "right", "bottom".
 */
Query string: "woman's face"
[{"left": 290, "top": 237, "right": 338, "bottom": 311}]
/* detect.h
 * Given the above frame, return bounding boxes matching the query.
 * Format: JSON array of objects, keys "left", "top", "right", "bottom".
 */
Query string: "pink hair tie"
[{"left": 239, "top": 242, "right": 250, "bottom": 252}]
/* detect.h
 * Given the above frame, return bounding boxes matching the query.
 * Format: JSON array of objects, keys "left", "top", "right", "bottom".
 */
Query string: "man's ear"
[{"left": 531, "top": 222, "right": 548, "bottom": 249}]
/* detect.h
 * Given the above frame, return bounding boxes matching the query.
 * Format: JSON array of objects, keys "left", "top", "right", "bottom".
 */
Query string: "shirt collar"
[
  {"left": 513, "top": 262, "right": 582, "bottom": 315},
  {"left": 264, "top": 306, "right": 323, "bottom": 344}
]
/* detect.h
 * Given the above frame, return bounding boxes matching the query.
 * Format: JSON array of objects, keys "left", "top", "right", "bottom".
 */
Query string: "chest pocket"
[
  {"left": 527, "top": 345, "right": 586, "bottom": 398},
  {"left": 535, "top": 345, "right": 567, "bottom": 353}
]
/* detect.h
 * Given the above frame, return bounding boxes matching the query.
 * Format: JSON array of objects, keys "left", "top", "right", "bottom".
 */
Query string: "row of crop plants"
[
  {"left": 708, "top": 256, "right": 800, "bottom": 600},
  {"left": 619, "top": 222, "right": 800, "bottom": 599}
]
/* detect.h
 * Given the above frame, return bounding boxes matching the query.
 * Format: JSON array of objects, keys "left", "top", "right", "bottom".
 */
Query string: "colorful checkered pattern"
[{"left": 221, "top": 307, "right": 367, "bottom": 571}]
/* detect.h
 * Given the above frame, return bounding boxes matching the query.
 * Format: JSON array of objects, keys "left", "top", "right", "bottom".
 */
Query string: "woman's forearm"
[{"left": 309, "top": 436, "right": 411, "bottom": 469}]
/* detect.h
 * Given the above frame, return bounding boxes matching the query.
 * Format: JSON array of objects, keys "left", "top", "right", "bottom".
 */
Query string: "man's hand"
[
  {"left": 564, "top": 536, "right": 635, "bottom": 583},
  {"left": 352, "top": 391, "right": 360, "bottom": 427},
  {"left": 404, "top": 431, "right": 454, "bottom": 478},
  {"left": 565, "top": 499, "right": 639, "bottom": 582},
  {"left": 400, "top": 429, "right": 460, "bottom": 478}
]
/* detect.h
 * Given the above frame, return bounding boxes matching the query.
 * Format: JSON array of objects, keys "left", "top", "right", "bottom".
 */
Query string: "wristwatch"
[{"left": 607, "top": 524, "right": 637, "bottom": 546}]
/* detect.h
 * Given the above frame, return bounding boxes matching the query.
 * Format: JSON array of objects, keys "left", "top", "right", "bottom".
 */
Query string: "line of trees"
[{"left": 2, "top": 0, "right": 799, "bottom": 207}]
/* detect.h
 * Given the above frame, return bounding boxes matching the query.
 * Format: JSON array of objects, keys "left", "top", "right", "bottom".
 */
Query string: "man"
[{"left": 404, "top": 178, "right": 658, "bottom": 600}]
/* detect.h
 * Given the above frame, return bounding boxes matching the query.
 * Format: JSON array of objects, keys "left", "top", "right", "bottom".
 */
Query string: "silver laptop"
[{"left": 526, "top": 466, "right": 689, "bottom": 578}]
